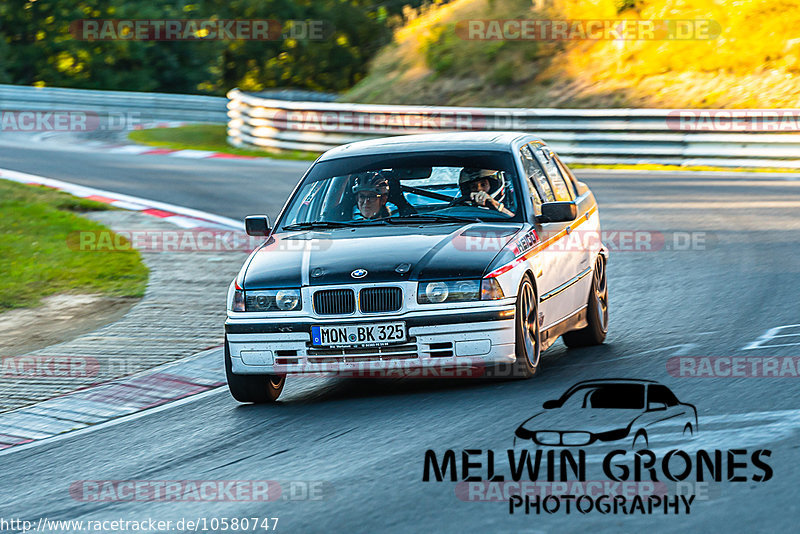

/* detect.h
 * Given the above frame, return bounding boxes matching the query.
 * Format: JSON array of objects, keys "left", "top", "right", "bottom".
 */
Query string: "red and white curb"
[
  {"left": 0, "top": 347, "right": 226, "bottom": 455},
  {"left": 0, "top": 167, "right": 243, "bottom": 231},
  {"left": 0, "top": 169, "right": 247, "bottom": 453}
]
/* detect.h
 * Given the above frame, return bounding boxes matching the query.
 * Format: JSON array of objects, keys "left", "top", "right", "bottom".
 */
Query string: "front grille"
[
  {"left": 306, "top": 340, "right": 418, "bottom": 364},
  {"left": 275, "top": 349, "right": 299, "bottom": 365},
  {"left": 314, "top": 289, "right": 356, "bottom": 315},
  {"left": 422, "top": 341, "right": 454, "bottom": 358},
  {"left": 359, "top": 287, "right": 403, "bottom": 313}
]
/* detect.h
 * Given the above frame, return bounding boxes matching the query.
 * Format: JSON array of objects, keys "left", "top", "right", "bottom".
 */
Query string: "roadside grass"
[
  {"left": 128, "top": 124, "right": 321, "bottom": 161},
  {"left": 344, "top": 0, "right": 800, "bottom": 108},
  {"left": 0, "top": 180, "right": 149, "bottom": 311}
]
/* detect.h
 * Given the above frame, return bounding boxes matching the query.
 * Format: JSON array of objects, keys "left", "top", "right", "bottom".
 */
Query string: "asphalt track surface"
[{"left": 1, "top": 136, "right": 800, "bottom": 532}]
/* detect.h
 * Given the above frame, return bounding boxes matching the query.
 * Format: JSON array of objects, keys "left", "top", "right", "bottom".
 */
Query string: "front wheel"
[
  {"left": 563, "top": 256, "right": 608, "bottom": 348},
  {"left": 512, "top": 277, "right": 541, "bottom": 378},
  {"left": 224, "top": 337, "right": 285, "bottom": 403}
]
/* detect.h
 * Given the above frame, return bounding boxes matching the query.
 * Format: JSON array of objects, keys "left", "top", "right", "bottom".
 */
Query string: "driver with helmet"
[
  {"left": 352, "top": 171, "right": 392, "bottom": 219},
  {"left": 457, "top": 168, "right": 514, "bottom": 216}
]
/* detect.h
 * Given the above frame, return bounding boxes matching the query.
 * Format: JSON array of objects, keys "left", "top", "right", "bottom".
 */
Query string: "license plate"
[{"left": 311, "top": 322, "right": 406, "bottom": 347}]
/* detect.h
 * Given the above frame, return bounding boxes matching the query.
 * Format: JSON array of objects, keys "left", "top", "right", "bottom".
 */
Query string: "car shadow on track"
[{"left": 235, "top": 343, "right": 618, "bottom": 406}]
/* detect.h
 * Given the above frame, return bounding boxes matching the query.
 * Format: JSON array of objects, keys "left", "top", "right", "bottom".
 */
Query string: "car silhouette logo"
[
  {"left": 514, "top": 378, "right": 698, "bottom": 449},
  {"left": 351, "top": 269, "right": 368, "bottom": 279}
]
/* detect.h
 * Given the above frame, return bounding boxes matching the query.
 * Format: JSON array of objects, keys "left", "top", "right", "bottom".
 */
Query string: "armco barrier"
[
  {"left": 0, "top": 84, "right": 228, "bottom": 123},
  {"left": 227, "top": 88, "right": 800, "bottom": 168}
]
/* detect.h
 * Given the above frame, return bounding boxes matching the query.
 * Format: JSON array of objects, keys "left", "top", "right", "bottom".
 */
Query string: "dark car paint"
[{"left": 242, "top": 223, "right": 523, "bottom": 289}]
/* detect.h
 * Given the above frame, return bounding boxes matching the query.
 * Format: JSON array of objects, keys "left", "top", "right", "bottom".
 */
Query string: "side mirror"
[
  {"left": 245, "top": 215, "right": 271, "bottom": 236},
  {"left": 542, "top": 400, "right": 560, "bottom": 409},
  {"left": 537, "top": 201, "right": 577, "bottom": 223},
  {"left": 647, "top": 401, "right": 667, "bottom": 412}
]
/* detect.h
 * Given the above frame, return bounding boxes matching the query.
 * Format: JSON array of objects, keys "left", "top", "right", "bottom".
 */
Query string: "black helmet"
[{"left": 352, "top": 171, "right": 390, "bottom": 196}]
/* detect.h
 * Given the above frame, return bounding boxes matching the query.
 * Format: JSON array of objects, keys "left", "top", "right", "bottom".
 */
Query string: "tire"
[
  {"left": 512, "top": 276, "right": 541, "bottom": 379},
  {"left": 562, "top": 256, "right": 608, "bottom": 348},
  {"left": 632, "top": 430, "right": 649, "bottom": 449},
  {"left": 224, "top": 337, "right": 285, "bottom": 403}
]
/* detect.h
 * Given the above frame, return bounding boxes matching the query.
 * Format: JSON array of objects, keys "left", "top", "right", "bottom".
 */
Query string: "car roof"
[{"left": 318, "top": 131, "right": 543, "bottom": 160}]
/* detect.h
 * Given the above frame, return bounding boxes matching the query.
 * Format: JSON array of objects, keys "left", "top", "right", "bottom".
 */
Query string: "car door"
[
  {"left": 530, "top": 145, "right": 589, "bottom": 327},
  {"left": 518, "top": 144, "right": 577, "bottom": 329}
]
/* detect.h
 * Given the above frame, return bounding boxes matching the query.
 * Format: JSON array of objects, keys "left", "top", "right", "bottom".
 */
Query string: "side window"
[
  {"left": 520, "top": 145, "right": 555, "bottom": 211},
  {"left": 648, "top": 385, "right": 679, "bottom": 407},
  {"left": 535, "top": 148, "right": 573, "bottom": 202},
  {"left": 554, "top": 155, "right": 580, "bottom": 197}
]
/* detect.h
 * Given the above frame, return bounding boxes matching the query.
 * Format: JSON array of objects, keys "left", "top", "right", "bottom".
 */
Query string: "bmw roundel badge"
[{"left": 351, "top": 269, "right": 368, "bottom": 279}]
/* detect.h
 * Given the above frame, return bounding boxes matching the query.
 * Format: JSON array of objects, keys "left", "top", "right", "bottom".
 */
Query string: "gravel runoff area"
[{"left": 0, "top": 209, "right": 249, "bottom": 412}]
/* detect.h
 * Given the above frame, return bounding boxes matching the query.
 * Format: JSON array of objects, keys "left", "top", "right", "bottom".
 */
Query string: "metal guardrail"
[
  {"left": 0, "top": 84, "right": 229, "bottom": 123},
  {"left": 227, "top": 88, "right": 800, "bottom": 168}
]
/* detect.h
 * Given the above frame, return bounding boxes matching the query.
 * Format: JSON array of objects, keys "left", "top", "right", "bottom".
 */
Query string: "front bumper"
[{"left": 225, "top": 307, "right": 516, "bottom": 376}]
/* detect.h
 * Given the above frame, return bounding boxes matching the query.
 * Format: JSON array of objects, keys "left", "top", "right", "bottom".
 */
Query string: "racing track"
[{"left": 1, "top": 136, "right": 799, "bottom": 532}]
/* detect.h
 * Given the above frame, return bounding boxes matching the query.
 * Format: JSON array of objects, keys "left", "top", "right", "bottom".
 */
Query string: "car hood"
[
  {"left": 516, "top": 408, "right": 644, "bottom": 436},
  {"left": 243, "top": 223, "right": 521, "bottom": 288}
]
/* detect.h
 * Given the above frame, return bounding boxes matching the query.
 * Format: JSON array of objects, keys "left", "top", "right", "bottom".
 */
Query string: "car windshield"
[
  {"left": 560, "top": 384, "right": 646, "bottom": 410},
  {"left": 279, "top": 151, "right": 524, "bottom": 228}
]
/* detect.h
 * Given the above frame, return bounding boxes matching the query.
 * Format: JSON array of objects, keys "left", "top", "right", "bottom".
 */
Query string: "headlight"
[
  {"left": 275, "top": 289, "right": 301, "bottom": 310},
  {"left": 417, "top": 280, "right": 480, "bottom": 304},
  {"left": 242, "top": 289, "right": 302, "bottom": 311}
]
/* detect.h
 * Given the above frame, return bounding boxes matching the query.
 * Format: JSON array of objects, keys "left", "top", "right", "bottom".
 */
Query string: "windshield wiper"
[
  {"left": 387, "top": 214, "right": 484, "bottom": 224},
  {"left": 282, "top": 221, "right": 358, "bottom": 230},
  {"left": 283, "top": 219, "right": 393, "bottom": 230}
]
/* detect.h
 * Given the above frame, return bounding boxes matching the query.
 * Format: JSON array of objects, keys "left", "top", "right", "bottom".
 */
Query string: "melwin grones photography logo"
[{"left": 421, "top": 378, "right": 774, "bottom": 516}]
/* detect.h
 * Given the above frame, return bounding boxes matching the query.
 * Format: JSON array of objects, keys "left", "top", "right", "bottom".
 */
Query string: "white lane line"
[
  {"left": 742, "top": 324, "right": 800, "bottom": 350},
  {"left": 0, "top": 387, "right": 227, "bottom": 456}
]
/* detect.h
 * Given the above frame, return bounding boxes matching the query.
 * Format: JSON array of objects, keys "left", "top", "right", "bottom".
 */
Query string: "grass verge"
[
  {"left": 128, "top": 124, "right": 321, "bottom": 161},
  {"left": 0, "top": 180, "right": 149, "bottom": 311}
]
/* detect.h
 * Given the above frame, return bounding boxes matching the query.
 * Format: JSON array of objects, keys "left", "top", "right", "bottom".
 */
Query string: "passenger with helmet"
[
  {"left": 352, "top": 171, "right": 393, "bottom": 219},
  {"left": 456, "top": 168, "right": 514, "bottom": 216}
]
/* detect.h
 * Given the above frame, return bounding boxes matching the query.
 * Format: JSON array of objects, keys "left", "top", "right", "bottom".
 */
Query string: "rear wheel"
[
  {"left": 563, "top": 256, "right": 608, "bottom": 348},
  {"left": 224, "top": 337, "right": 285, "bottom": 403},
  {"left": 512, "top": 277, "right": 541, "bottom": 379}
]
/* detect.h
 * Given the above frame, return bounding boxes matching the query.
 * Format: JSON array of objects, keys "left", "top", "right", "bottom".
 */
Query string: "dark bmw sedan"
[{"left": 225, "top": 132, "right": 609, "bottom": 402}]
